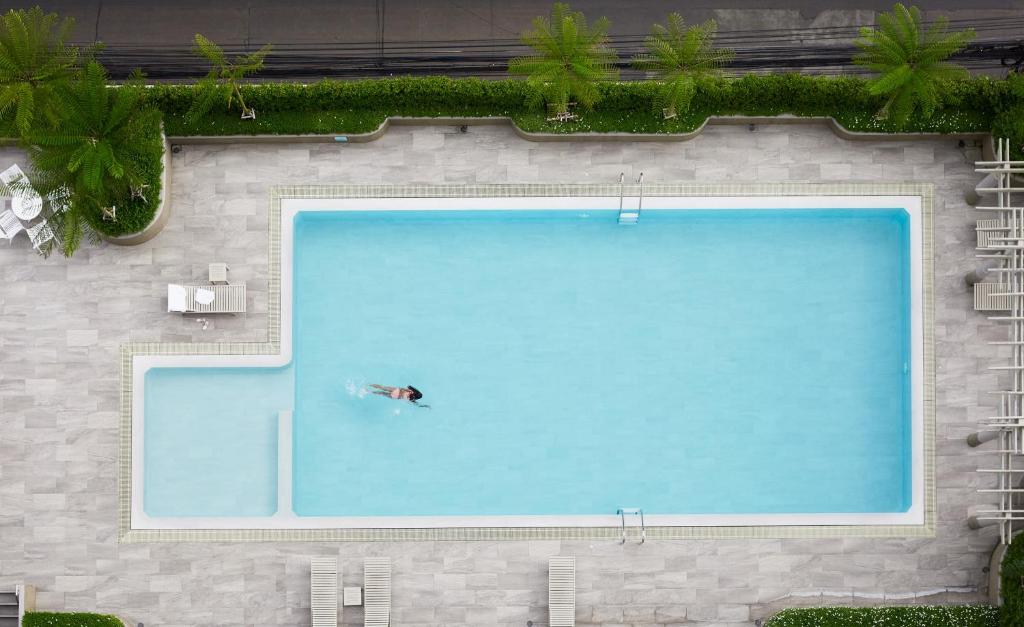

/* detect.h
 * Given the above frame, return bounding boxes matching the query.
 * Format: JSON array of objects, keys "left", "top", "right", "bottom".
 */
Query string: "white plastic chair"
[
  {"left": 0, "top": 164, "right": 25, "bottom": 186},
  {"left": 26, "top": 219, "right": 54, "bottom": 252},
  {"left": 0, "top": 209, "right": 24, "bottom": 243},
  {"left": 47, "top": 186, "right": 72, "bottom": 214}
]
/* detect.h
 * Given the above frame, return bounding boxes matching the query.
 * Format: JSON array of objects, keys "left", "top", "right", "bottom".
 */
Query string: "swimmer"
[{"left": 368, "top": 384, "right": 430, "bottom": 408}]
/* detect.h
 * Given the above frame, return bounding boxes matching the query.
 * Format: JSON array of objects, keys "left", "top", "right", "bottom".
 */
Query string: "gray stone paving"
[{"left": 0, "top": 122, "right": 1008, "bottom": 626}]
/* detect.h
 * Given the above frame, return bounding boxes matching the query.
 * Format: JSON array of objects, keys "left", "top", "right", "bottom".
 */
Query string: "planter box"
[{"left": 101, "top": 131, "right": 171, "bottom": 246}]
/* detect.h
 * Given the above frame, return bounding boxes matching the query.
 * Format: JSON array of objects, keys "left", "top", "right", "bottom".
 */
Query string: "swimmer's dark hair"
[{"left": 407, "top": 386, "right": 423, "bottom": 401}]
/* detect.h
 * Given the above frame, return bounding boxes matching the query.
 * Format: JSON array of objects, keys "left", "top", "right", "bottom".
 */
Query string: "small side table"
[
  {"left": 208, "top": 262, "right": 229, "bottom": 284},
  {"left": 342, "top": 586, "right": 363, "bottom": 606}
]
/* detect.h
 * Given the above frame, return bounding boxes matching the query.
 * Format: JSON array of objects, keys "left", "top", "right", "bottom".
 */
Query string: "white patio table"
[{"left": 12, "top": 189, "right": 42, "bottom": 220}]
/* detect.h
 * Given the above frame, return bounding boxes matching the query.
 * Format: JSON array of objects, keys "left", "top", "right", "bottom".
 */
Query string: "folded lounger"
[
  {"left": 310, "top": 557, "right": 339, "bottom": 627},
  {"left": 167, "top": 283, "right": 246, "bottom": 314},
  {"left": 364, "top": 557, "right": 391, "bottom": 627},
  {"left": 549, "top": 556, "right": 576, "bottom": 627}
]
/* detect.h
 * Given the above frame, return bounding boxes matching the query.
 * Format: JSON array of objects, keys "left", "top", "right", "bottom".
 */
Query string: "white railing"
[{"left": 970, "top": 138, "right": 1024, "bottom": 543}]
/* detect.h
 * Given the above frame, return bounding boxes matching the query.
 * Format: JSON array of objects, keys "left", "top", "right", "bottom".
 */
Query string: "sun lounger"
[
  {"left": 167, "top": 283, "right": 246, "bottom": 314},
  {"left": 975, "top": 282, "right": 1013, "bottom": 311},
  {"left": 363, "top": 557, "right": 391, "bottom": 627},
  {"left": 549, "top": 556, "right": 575, "bottom": 627},
  {"left": 310, "top": 557, "right": 339, "bottom": 627}
]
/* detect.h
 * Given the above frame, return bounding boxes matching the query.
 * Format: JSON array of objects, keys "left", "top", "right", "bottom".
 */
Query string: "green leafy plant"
[
  {"left": 1001, "top": 532, "right": 1024, "bottom": 626},
  {"left": 508, "top": 2, "right": 618, "bottom": 116},
  {"left": 24, "top": 612, "right": 124, "bottom": 627},
  {"left": 853, "top": 3, "right": 975, "bottom": 127},
  {"left": 26, "top": 60, "right": 162, "bottom": 256},
  {"left": 188, "top": 34, "right": 272, "bottom": 122},
  {"left": 632, "top": 15, "right": 733, "bottom": 119},
  {"left": 765, "top": 605, "right": 998, "bottom": 627},
  {"left": 0, "top": 6, "right": 79, "bottom": 136}
]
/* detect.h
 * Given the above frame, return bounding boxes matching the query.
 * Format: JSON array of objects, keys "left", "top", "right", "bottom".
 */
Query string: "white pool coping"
[
  {"left": 127, "top": 190, "right": 928, "bottom": 534},
  {"left": 116, "top": 183, "right": 933, "bottom": 540}
]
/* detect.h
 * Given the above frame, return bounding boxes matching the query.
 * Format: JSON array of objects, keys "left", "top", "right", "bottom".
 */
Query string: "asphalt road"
[{"left": 4, "top": 1, "right": 1024, "bottom": 79}]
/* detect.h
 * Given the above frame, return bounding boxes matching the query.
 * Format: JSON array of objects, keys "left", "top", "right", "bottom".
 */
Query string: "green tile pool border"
[{"left": 118, "top": 182, "right": 935, "bottom": 542}]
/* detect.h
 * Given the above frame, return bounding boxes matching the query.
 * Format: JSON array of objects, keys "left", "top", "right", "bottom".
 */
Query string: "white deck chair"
[
  {"left": 549, "top": 556, "right": 575, "bottom": 627},
  {"left": 975, "top": 282, "right": 1013, "bottom": 311},
  {"left": 363, "top": 557, "right": 391, "bottom": 627},
  {"left": 310, "top": 557, "right": 339, "bottom": 627},
  {"left": 167, "top": 283, "right": 246, "bottom": 314},
  {"left": 0, "top": 209, "right": 24, "bottom": 242},
  {"left": 977, "top": 218, "right": 1006, "bottom": 250},
  {"left": 26, "top": 219, "right": 54, "bottom": 252}
]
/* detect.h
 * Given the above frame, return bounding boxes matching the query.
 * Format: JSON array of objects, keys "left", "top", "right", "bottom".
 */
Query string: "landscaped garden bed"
[
  {"left": 150, "top": 73, "right": 1006, "bottom": 140},
  {"left": 23, "top": 612, "right": 124, "bottom": 627},
  {"left": 764, "top": 605, "right": 999, "bottom": 627}
]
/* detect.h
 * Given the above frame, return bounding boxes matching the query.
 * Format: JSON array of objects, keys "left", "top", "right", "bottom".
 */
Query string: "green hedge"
[
  {"left": 765, "top": 605, "right": 998, "bottom": 627},
  {"left": 148, "top": 74, "right": 1017, "bottom": 150},
  {"left": 1002, "top": 532, "right": 1024, "bottom": 626},
  {"left": 23, "top": 611, "right": 123, "bottom": 627}
]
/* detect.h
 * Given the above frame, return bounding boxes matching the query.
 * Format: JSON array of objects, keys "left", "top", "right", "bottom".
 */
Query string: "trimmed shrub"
[
  {"left": 23, "top": 611, "right": 124, "bottom": 627},
  {"left": 765, "top": 605, "right": 998, "bottom": 627},
  {"left": 1002, "top": 532, "right": 1024, "bottom": 626},
  {"left": 146, "top": 74, "right": 1013, "bottom": 139}
]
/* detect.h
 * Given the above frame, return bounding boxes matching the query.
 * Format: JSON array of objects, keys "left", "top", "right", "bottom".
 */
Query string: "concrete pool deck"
[{"left": 0, "top": 123, "right": 1006, "bottom": 626}]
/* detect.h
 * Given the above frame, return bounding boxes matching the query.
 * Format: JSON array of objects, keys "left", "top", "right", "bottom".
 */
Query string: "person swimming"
[{"left": 368, "top": 384, "right": 430, "bottom": 408}]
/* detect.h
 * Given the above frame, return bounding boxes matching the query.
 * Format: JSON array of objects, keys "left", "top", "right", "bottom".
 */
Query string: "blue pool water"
[{"left": 143, "top": 208, "right": 912, "bottom": 518}]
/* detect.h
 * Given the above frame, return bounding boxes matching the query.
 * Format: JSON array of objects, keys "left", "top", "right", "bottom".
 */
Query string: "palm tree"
[
  {"left": 508, "top": 3, "right": 618, "bottom": 116},
  {"left": 853, "top": 3, "right": 975, "bottom": 126},
  {"left": 632, "top": 15, "right": 733, "bottom": 119},
  {"left": 26, "top": 60, "right": 161, "bottom": 256},
  {"left": 0, "top": 6, "right": 79, "bottom": 137},
  {"left": 188, "top": 34, "right": 272, "bottom": 122}
]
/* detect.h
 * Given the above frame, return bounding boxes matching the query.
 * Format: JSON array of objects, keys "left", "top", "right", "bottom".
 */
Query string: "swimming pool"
[{"left": 128, "top": 187, "right": 929, "bottom": 534}]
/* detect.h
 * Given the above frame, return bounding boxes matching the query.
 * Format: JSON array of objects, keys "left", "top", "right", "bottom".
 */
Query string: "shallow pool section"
[
  {"left": 292, "top": 209, "right": 911, "bottom": 518},
  {"left": 143, "top": 366, "right": 292, "bottom": 516}
]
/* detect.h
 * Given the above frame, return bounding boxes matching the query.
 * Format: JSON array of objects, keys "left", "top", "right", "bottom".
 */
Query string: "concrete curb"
[
  {"left": 166, "top": 114, "right": 993, "bottom": 147},
  {"left": 95, "top": 115, "right": 994, "bottom": 248}
]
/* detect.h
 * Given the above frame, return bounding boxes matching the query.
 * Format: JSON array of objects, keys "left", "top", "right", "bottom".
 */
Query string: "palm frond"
[
  {"left": 193, "top": 34, "right": 227, "bottom": 67},
  {"left": 853, "top": 3, "right": 974, "bottom": 126},
  {"left": 0, "top": 7, "right": 78, "bottom": 137},
  {"left": 632, "top": 16, "right": 732, "bottom": 116},
  {"left": 507, "top": 2, "right": 617, "bottom": 113}
]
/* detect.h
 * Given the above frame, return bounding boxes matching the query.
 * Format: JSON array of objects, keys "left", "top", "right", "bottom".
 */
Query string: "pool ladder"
[
  {"left": 617, "top": 172, "right": 644, "bottom": 225},
  {"left": 617, "top": 507, "right": 646, "bottom": 543}
]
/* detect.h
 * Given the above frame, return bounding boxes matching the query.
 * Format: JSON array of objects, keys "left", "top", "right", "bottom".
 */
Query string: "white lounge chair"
[
  {"left": 26, "top": 219, "right": 54, "bottom": 252},
  {"left": 310, "top": 557, "right": 338, "bottom": 627},
  {"left": 549, "top": 556, "right": 575, "bottom": 627},
  {"left": 975, "top": 282, "right": 1013, "bottom": 311},
  {"left": 977, "top": 219, "right": 1006, "bottom": 250},
  {"left": 363, "top": 557, "right": 391, "bottom": 627},
  {"left": 0, "top": 209, "right": 23, "bottom": 242},
  {"left": 167, "top": 283, "right": 246, "bottom": 314}
]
